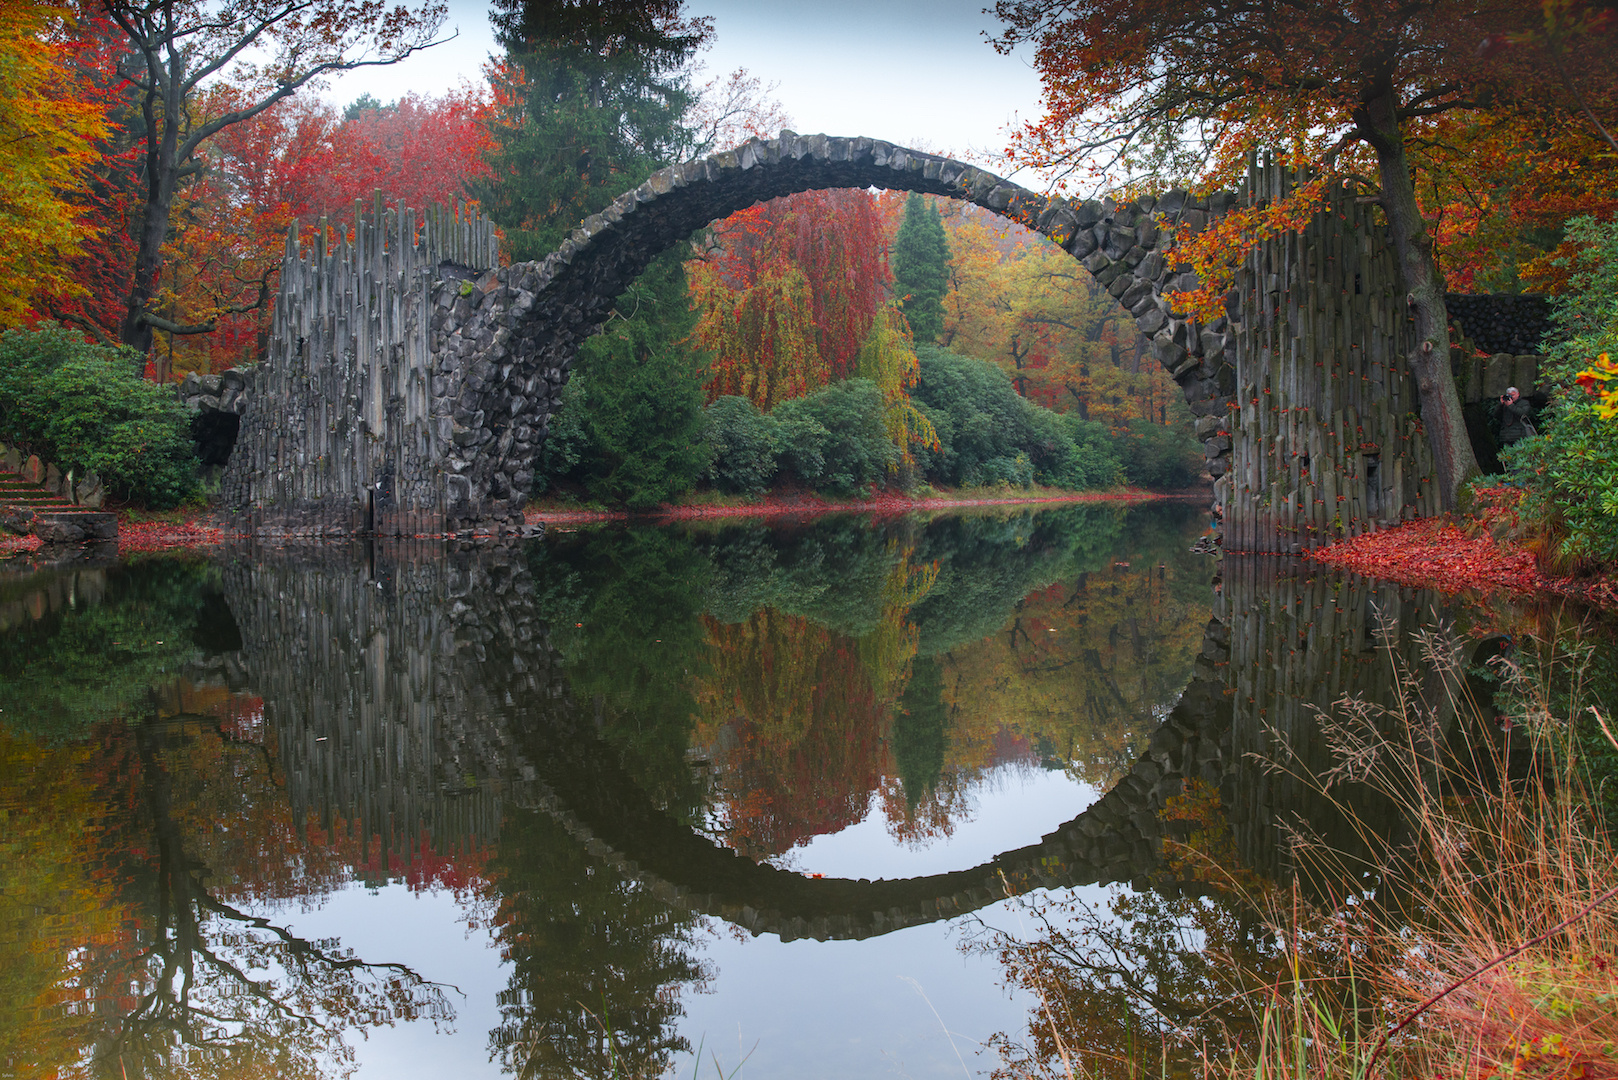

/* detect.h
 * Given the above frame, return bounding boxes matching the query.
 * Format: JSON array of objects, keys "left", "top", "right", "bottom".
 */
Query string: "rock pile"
[{"left": 175, "top": 367, "right": 255, "bottom": 466}]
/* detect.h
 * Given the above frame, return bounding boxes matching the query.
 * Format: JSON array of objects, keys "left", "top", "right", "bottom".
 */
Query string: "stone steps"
[{"left": 0, "top": 469, "right": 117, "bottom": 544}]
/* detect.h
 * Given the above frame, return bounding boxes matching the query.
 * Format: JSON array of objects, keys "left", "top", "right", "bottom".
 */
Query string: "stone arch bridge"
[{"left": 222, "top": 132, "right": 1440, "bottom": 553}]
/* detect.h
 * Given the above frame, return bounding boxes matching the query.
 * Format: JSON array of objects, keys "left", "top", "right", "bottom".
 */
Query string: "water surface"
[{"left": 5, "top": 501, "right": 1552, "bottom": 1078}]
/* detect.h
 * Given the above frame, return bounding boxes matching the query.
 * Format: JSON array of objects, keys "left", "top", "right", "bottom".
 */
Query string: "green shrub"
[
  {"left": 911, "top": 346, "right": 1123, "bottom": 489},
  {"left": 705, "top": 395, "right": 779, "bottom": 495},
  {"left": 0, "top": 325, "right": 199, "bottom": 508},
  {"left": 772, "top": 379, "right": 898, "bottom": 494},
  {"left": 1504, "top": 215, "right": 1618, "bottom": 567}
]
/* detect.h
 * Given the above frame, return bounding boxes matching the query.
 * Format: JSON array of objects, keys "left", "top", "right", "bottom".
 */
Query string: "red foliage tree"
[
  {"left": 691, "top": 188, "right": 891, "bottom": 408},
  {"left": 121, "top": 86, "right": 494, "bottom": 375}
]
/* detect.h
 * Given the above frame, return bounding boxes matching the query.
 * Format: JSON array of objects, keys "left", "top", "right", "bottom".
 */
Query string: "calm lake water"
[{"left": 4, "top": 502, "right": 1608, "bottom": 1079}]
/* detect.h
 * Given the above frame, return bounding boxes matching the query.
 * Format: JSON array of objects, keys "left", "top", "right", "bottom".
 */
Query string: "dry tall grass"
[{"left": 981, "top": 618, "right": 1618, "bottom": 1080}]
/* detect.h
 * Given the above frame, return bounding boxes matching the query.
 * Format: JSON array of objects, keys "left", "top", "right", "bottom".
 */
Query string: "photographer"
[{"left": 1498, "top": 386, "right": 1537, "bottom": 448}]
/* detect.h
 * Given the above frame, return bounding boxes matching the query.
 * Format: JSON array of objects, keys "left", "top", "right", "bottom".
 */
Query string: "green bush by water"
[
  {"left": 912, "top": 346, "right": 1122, "bottom": 489},
  {"left": 0, "top": 325, "right": 199, "bottom": 507},
  {"left": 704, "top": 396, "right": 779, "bottom": 495},
  {"left": 771, "top": 379, "right": 899, "bottom": 494},
  {"left": 542, "top": 341, "right": 1201, "bottom": 506},
  {"left": 1504, "top": 215, "right": 1618, "bottom": 568}
]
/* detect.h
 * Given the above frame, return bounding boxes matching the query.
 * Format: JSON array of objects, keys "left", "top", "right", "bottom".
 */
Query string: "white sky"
[{"left": 321, "top": 0, "right": 1046, "bottom": 174}]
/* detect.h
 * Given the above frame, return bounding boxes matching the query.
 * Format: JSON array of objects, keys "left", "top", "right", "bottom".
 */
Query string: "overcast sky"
[{"left": 322, "top": 0, "right": 1046, "bottom": 170}]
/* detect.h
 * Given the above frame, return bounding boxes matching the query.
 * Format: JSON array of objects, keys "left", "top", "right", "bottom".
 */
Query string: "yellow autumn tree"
[
  {"left": 940, "top": 204, "right": 1186, "bottom": 426},
  {"left": 855, "top": 305, "right": 939, "bottom": 468},
  {"left": 0, "top": 3, "right": 107, "bottom": 326}
]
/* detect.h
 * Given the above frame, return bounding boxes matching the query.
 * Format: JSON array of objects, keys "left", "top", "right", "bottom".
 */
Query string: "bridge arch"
[{"left": 434, "top": 133, "right": 1238, "bottom": 529}]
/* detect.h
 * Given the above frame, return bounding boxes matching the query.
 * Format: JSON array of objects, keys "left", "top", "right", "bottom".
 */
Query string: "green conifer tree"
[
  {"left": 567, "top": 251, "right": 712, "bottom": 509},
  {"left": 892, "top": 193, "right": 951, "bottom": 345},
  {"left": 480, "top": 0, "right": 710, "bottom": 259},
  {"left": 481, "top": 1, "right": 714, "bottom": 506}
]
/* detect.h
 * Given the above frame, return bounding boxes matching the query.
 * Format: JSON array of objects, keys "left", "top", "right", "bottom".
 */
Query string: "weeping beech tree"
[
  {"left": 689, "top": 189, "right": 891, "bottom": 410},
  {"left": 991, "top": 0, "right": 1618, "bottom": 510}
]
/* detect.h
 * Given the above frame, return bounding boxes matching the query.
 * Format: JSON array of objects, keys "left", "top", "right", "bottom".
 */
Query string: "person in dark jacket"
[{"left": 1498, "top": 386, "right": 1537, "bottom": 447}]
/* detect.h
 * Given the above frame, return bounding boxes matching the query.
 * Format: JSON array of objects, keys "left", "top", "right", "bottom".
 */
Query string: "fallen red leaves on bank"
[
  {"left": 0, "top": 533, "right": 42, "bottom": 555},
  {"left": 1306, "top": 518, "right": 1618, "bottom": 610},
  {"left": 117, "top": 517, "right": 227, "bottom": 553}
]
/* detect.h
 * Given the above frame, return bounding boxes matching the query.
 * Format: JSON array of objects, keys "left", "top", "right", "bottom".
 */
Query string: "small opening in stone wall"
[{"left": 1365, "top": 454, "right": 1381, "bottom": 516}]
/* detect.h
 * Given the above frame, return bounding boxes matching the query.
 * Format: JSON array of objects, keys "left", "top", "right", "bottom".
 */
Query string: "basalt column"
[
  {"left": 1216, "top": 160, "right": 1441, "bottom": 552},
  {"left": 216, "top": 541, "right": 562, "bottom": 865},
  {"left": 220, "top": 201, "right": 501, "bottom": 536}
]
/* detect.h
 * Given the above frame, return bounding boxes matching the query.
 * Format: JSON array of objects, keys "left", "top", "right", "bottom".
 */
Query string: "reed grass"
[{"left": 983, "top": 616, "right": 1618, "bottom": 1080}]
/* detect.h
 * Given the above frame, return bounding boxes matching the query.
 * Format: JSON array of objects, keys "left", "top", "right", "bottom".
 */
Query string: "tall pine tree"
[
  {"left": 482, "top": 1, "right": 713, "bottom": 506},
  {"left": 481, "top": 0, "right": 710, "bottom": 259},
  {"left": 891, "top": 193, "right": 950, "bottom": 346}
]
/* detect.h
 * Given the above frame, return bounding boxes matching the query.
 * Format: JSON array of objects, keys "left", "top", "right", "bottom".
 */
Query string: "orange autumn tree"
[
  {"left": 691, "top": 544, "right": 937, "bottom": 856},
  {"left": 1419, "top": 102, "right": 1618, "bottom": 294},
  {"left": 689, "top": 188, "right": 890, "bottom": 409},
  {"left": 0, "top": 2, "right": 109, "bottom": 327},
  {"left": 991, "top": 0, "right": 1618, "bottom": 510},
  {"left": 939, "top": 202, "right": 1184, "bottom": 426}
]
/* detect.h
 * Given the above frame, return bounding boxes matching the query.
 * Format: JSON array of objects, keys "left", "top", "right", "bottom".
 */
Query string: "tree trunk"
[
  {"left": 119, "top": 68, "right": 184, "bottom": 357},
  {"left": 1360, "top": 90, "right": 1480, "bottom": 511}
]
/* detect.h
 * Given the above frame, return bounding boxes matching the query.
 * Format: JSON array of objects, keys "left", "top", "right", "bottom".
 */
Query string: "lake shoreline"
[
  {"left": 1307, "top": 515, "right": 1618, "bottom": 612},
  {"left": 523, "top": 485, "right": 1211, "bottom": 525},
  {"left": 1, "top": 490, "right": 1209, "bottom": 563},
  {"left": 9, "top": 489, "right": 1615, "bottom": 616}
]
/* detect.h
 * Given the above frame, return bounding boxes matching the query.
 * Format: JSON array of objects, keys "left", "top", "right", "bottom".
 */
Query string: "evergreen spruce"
[
  {"left": 892, "top": 193, "right": 951, "bottom": 345},
  {"left": 482, "top": 1, "right": 714, "bottom": 506},
  {"left": 479, "top": 0, "right": 710, "bottom": 260},
  {"left": 564, "top": 251, "right": 713, "bottom": 509}
]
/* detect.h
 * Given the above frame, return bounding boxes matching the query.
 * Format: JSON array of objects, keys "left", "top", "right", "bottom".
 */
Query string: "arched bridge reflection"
[{"left": 190, "top": 525, "right": 1453, "bottom": 941}]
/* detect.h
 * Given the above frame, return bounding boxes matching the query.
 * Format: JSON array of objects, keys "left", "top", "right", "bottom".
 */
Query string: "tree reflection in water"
[
  {"left": 965, "top": 887, "right": 1279, "bottom": 1080},
  {"left": 485, "top": 808, "right": 712, "bottom": 1080},
  {"left": 963, "top": 558, "right": 1485, "bottom": 1080},
  {"left": 0, "top": 683, "right": 454, "bottom": 1080},
  {"left": 2, "top": 501, "right": 1221, "bottom": 1078}
]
